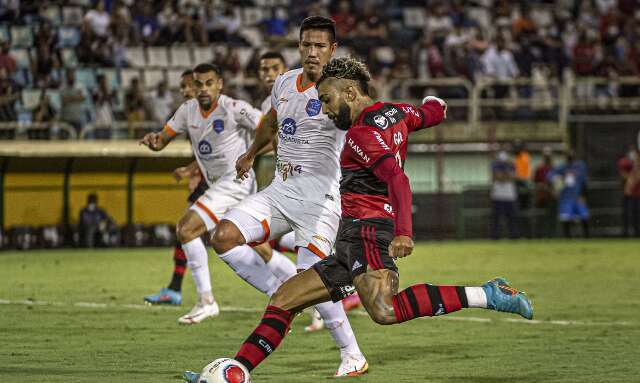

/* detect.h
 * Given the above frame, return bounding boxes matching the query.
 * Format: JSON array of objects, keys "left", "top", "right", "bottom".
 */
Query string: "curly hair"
[{"left": 316, "top": 57, "right": 371, "bottom": 95}]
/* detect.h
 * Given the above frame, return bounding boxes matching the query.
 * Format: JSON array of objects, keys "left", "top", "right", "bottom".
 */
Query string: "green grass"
[{"left": 1, "top": 240, "right": 639, "bottom": 382}]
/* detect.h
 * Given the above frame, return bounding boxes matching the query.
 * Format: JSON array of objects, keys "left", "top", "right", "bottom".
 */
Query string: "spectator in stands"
[
  {"left": 262, "top": 7, "right": 290, "bottom": 44},
  {"left": 352, "top": 4, "right": 389, "bottom": 60},
  {"left": 79, "top": 193, "right": 115, "bottom": 248},
  {"left": 92, "top": 73, "right": 115, "bottom": 139},
  {"left": 31, "top": 90, "right": 56, "bottom": 140},
  {"left": 0, "top": 67, "right": 20, "bottom": 134},
  {"left": 617, "top": 144, "right": 640, "bottom": 237},
  {"left": 548, "top": 150, "right": 590, "bottom": 238},
  {"left": 331, "top": 0, "right": 357, "bottom": 42},
  {"left": 124, "top": 77, "right": 149, "bottom": 137},
  {"left": 202, "top": 3, "right": 244, "bottom": 46},
  {"left": 176, "top": 0, "right": 207, "bottom": 45},
  {"left": 84, "top": 0, "right": 111, "bottom": 38},
  {"left": 513, "top": 140, "right": 531, "bottom": 210},
  {"left": 60, "top": 68, "right": 89, "bottom": 136},
  {"left": 490, "top": 150, "right": 519, "bottom": 239},
  {"left": 533, "top": 146, "right": 556, "bottom": 237},
  {"left": 149, "top": 80, "right": 173, "bottom": 124},
  {"left": 31, "top": 39, "right": 61, "bottom": 88},
  {"left": 481, "top": 36, "right": 519, "bottom": 93},
  {"left": 0, "top": 40, "right": 17, "bottom": 76},
  {"left": 134, "top": 2, "right": 160, "bottom": 46}
]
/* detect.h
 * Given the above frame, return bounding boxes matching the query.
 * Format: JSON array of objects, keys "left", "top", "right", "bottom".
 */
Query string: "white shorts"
[
  {"left": 190, "top": 171, "right": 257, "bottom": 232},
  {"left": 223, "top": 182, "right": 341, "bottom": 264}
]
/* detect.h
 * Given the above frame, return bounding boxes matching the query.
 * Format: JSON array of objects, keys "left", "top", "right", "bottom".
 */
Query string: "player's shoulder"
[
  {"left": 219, "top": 94, "right": 249, "bottom": 110},
  {"left": 275, "top": 68, "right": 303, "bottom": 89},
  {"left": 359, "top": 102, "right": 409, "bottom": 130}
]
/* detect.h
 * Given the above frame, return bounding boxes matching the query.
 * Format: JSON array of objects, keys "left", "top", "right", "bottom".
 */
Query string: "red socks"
[{"left": 392, "top": 284, "right": 468, "bottom": 323}]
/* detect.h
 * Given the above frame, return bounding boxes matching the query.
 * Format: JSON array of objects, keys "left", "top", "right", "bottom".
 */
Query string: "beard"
[{"left": 334, "top": 102, "right": 352, "bottom": 131}]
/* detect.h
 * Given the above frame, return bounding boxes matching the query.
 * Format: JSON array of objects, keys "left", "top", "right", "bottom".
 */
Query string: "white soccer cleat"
[
  {"left": 334, "top": 353, "right": 368, "bottom": 377},
  {"left": 304, "top": 308, "right": 325, "bottom": 332},
  {"left": 177, "top": 301, "right": 220, "bottom": 325}
]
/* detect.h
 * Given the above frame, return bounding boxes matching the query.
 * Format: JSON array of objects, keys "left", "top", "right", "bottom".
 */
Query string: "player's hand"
[
  {"left": 187, "top": 172, "right": 202, "bottom": 192},
  {"left": 422, "top": 96, "right": 447, "bottom": 119},
  {"left": 173, "top": 165, "right": 200, "bottom": 182},
  {"left": 389, "top": 235, "right": 414, "bottom": 259},
  {"left": 139, "top": 132, "right": 162, "bottom": 151},
  {"left": 236, "top": 152, "right": 255, "bottom": 181}
]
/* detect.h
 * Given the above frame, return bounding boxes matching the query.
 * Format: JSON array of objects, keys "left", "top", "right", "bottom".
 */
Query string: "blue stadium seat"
[
  {"left": 59, "top": 27, "right": 81, "bottom": 47},
  {"left": 96, "top": 68, "right": 119, "bottom": 90},
  {"left": 12, "top": 68, "right": 32, "bottom": 88},
  {"left": 10, "top": 48, "right": 31, "bottom": 69},
  {"left": 0, "top": 25, "right": 9, "bottom": 42},
  {"left": 46, "top": 90, "right": 62, "bottom": 111},
  {"left": 75, "top": 68, "right": 97, "bottom": 89}
]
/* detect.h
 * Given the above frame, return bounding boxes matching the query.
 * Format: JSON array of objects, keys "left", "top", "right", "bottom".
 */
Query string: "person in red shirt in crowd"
[
  {"left": 533, "top": 146, "right": 556, "bottom": 237},
  {"left": 617, "top": 144, "right": 640, "bottom": 237}
]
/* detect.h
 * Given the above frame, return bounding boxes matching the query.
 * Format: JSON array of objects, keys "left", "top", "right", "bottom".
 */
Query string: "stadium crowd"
[{"left": 1, "top": 0, "right": 640, "bottom": 137}]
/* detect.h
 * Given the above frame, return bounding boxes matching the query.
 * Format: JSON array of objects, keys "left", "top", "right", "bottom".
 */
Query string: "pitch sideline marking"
[{"left": 0, "top": 298, "right": 634, "bottom": 327}]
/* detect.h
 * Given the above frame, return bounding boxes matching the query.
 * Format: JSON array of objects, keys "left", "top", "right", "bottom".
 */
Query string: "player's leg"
[
  {"left": 144, "top": 242, "right": 185, "bottom": 305},
  {"left": 175, "top": 209, "right": 218, "bottom": 324},
  {"left": 253, "top": 240, "right": 297, "bottom": 283}
]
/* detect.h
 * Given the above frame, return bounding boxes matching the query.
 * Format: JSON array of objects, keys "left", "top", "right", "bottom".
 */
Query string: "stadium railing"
[{"left": 0, "top": 122, "right": 77, "bottom": 140}]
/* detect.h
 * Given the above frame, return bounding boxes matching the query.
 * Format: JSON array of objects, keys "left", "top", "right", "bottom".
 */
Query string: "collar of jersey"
[
  {"left": 199, "top": 101, "right": 218, "bottom": 119},
  {"left": 296, "top": 74, "right": 315, "bottom": 93}
]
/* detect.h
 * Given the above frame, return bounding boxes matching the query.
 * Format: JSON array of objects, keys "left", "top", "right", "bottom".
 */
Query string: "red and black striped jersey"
[{"left": 340, "top": 100, "right": 445, "bottom": 222}]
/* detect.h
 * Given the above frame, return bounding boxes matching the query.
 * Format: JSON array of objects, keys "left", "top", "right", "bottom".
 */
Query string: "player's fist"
[
  {"left": 389, "top": 235, "right": 414, "bottom": 258},
  {"left": 236, "top": 152, "right": 255, "bottom": 181},
  {"left": 422, "top": 96, "right": 447, "bottom": 119},
  {"left": 139, "top": 132, "right": 162, "bottom": 151}
]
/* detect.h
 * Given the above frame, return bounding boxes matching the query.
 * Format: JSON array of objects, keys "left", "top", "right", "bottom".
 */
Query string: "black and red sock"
[
  {"left": 392, "top": 284, "right": 469, "bottom": 323},
  {"left": 235, "top": 305, "right": 293, "bottom": 371},
  {"left": 167, "top": 243, "right": 187, "bottom": 292}
]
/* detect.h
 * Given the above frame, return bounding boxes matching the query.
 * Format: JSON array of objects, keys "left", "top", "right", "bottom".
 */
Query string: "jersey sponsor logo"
[
  {"left": 258, "top": 339, "right": 273, "bottom": 354},
  {"left": 276, "top": 160, "right": 303, "bottom": 181},
  {"left": 373, "top": 114, "right": 388, "bottom": 129},
  {"left": 198, "top": 140, "right": 213, "bottom": 155},
  {"left": 347, "top": 137, "right": 370, "bottom": 163},
  {"left": 384, "top": 203, "right": 393, "bottom": 213},
  {"left": 213, "top": 119, "right": 224, "bottom": 134},
  {"left": 402, "top": 105, "right": 420, "bottom": 118},
  {"left": 306, "top": 99, "right": 322, "bottom": 117},
  {"left": 393, "top": 131, "right": 403, "bottom": 145},
  {"left": 373, "top": 131, "right": 391, "bottom": 150},
  {"left": 384, "top": 107, "right": 400, "bottom": 123},
  {"left": 312, "top": 234, "right": 330, "bottom": 246},
  {"left": 281, "top": 118, "right": 297, "bottom": 135}
]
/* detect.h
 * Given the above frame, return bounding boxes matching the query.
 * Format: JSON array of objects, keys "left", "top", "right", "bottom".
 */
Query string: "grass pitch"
[{"left": 1, "top": 240, "right": 639, "bottom": 382}]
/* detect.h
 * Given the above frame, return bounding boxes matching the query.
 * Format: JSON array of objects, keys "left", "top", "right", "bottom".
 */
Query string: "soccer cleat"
[
  {"left": 304, "top": 308, "right": 325, "bottom": 332},
  {"left": 482, "top": 277, "right": 533, "bottom": 320},
  {"left": 335, "top": 353, "right": 368, "bottom": 377},
  {"left": 144, "top": 288, "right": 182, "bottom": 305},
  {"left": 342, "top": 293, "right": 362, "bottom": 312},
  {"left": 177, "top": 301, "right": 220, "bottom": 325},
  {"left": 182, "top": 370, "right": 200, "bottom": 383}
]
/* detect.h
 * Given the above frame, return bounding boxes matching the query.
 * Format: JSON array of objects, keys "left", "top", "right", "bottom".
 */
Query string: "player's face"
[
  {"left": 318, "top": 80, "right": 352, "bottom": 131},
  {"left": 299, "top": 29, "right": 336, "bottom": 80},
  {"left": 258, "top": 58, "right": 286, "bottom": 88},
  {"left": 193, "top": 71, "right": 222, "bottom": 110},
  {"left": 180, "top": 74, "right": 195, "bottom": 100}
]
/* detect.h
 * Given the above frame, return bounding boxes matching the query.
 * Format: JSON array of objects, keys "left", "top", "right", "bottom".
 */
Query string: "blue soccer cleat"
[
  {"left": 143, "top": 288, "right": 182, "bottom": 305},
  {"left": 482, "top": 277, "right": 533, "bottom": 320},
  {"left": 182, "top": 370, "right": 200, "bottom": 383}
]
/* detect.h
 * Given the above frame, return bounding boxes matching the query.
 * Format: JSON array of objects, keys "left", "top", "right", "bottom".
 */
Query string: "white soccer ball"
[{"left": 199, "top": 358, "right": 251, "bottom": 383}]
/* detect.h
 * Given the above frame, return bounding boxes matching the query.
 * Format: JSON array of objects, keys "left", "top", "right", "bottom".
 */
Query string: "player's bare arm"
[
  {"left": 236, "top": 108, "right": 278, "bottom": 180},
  {"left": 139, "top": 129, "right": 173, "bottom": 151}
]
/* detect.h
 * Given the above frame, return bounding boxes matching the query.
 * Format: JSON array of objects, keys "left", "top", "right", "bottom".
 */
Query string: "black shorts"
[
  {"left": 313, "top": 217, "right": 398, "bottom": 302},
  {"left": 187, "top": 179, "right": 209, "bottom": 204}
]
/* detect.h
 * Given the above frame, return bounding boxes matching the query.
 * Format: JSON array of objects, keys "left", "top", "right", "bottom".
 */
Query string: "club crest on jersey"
[
  {"left": 281, "top": 118, "right": 297, "bottom": 135},
  {"left": 198, "top": 140, "right": 212, "bottom": 155},
  {"left": 213, "top": 119, "right": 224, "bottom": 134},
  {"left": 306, "top": 99, "right": 322, "bottom": 117},
  {"left": 373, "top": 114, "right": 388, "bottom": 129}
]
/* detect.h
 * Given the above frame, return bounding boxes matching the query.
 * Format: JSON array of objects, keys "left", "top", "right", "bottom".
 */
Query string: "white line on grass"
[{"left": 0, "top": 298, "right": 634, "bottom": 327}]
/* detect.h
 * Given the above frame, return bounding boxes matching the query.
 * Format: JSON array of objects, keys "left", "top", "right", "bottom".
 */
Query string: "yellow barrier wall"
[{"left": 4, "top": 173, "right": 64, "bottom": 226}]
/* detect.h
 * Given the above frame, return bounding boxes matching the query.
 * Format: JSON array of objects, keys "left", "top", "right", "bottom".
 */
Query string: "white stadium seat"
[
  {"left": 167, "top": 68, "right": 186, "bottom": 89},
  {"left": 120, "top": 68, "right": 141, "bottom": 88},
  {"left": 21, "top": 89, "right": 41, "bottom": 110},
  {"left": 193, "top": 47, "right": 214, "bottom": 65},
  {"left": 10, "top": 48, "right": 30, "bottom": 69},
  {"left": 170, "top": 46, "right": 193, "bottom": 68},
  {"left": 143, "top": 69, "right": 166, "bottom": 88},
  {"left": 146, "top": 47, "right": 170, "bottom": 68},
  {"left": 10, "top": 26, "right": 33, "bottom": 47},
  {"left": 125, "top": 47, "right": 146, "bottom": 67}
]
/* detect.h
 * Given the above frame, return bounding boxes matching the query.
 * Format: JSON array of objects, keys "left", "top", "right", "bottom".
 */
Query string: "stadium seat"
[
  {"left": 112, "top": 89, "right": 125, "bottom": 113},
  {"left": 403, "top": 8, "right": 426, "bottom": 28},
  {"left": 170, "top": 46, "right": 193, "bottom": 68},
  {"left": 46, "top": 90, "right": 62, "bottom": 111},
  {"left": 12, "top": 68, "right": 32, "bottom": 88},
  {"left": 21, "top": 89, "right": 41, "bottom": 110},
  {"left": 143, "top": 69, "right": 166, "bottom": 88},
  {"left": 120, "top": 68, "right": 141, "bottom": 88},
  {"left": 241, "top": 7, "right": 265, "bottom": 26},
  {"left": 236, "top": 47, "right": 253, "bottom": 68},
  {"left": 0, "top": 25, "right": 9, "bottom": 41},
  {"left": 58, "top": 27, "right": 81, "bottom": 47},
  {"left": 10, "top": 48, "right": 30, "bottom": 69},
  {"left": 75, "top": 68, "right": 97, "bottom": 89},
  {"left": 97, "top": 68, "right": 119, "bottom": 90},
  {"left": 146, "top": 47, "right": 170, "bottom": 68},
  {"left": 167, "top": 68, "right": 186, "bottom": 89},
  {"left": 10, "top": 25, "right": 33, "bottom": 47},
  {"left": 125, "top": 47, "right": 146, "bottom": 67},
  {"left": 282, "top": 48, "right": 299, "bottom": 68},
  {"left": 240, "top": 27, "right": 263, "bottom": 47},
  {"left": 62, "top": 6, "right": 84, "bottom": 25},
  {"left": 335, "top": 46, "right": 353, "bottom": 59},
  {"left": 193, "top": 47, "right": 214, "bottom": 65},
  {"left": 61, "top": 48, "right": 78, "bottom": 67},
  {"left": 41, "top": 5, "right": 62, "bottom": 25}
]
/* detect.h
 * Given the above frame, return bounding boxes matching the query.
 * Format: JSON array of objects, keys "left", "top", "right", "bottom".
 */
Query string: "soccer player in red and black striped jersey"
[{"left": 184, "top": 58, "right": 533, "bottom": 381}]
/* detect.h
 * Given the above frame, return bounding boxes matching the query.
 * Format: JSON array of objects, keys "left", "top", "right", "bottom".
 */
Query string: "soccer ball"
[{"left": 199, "top": 358, "right": 251, "bottom": 383}]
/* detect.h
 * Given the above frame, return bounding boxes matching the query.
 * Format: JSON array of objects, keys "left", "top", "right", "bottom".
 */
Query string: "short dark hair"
[
  {"left": 300, "top": 16, "right": 336, "bottom": 43},
  {"left": 259, "top": 51, "right": 286, "bottom": 65},
  {"left": 181, "top": 69, "right": 193, "bottom": 77},
  {"left": 88, "top": 193, "right": 98, "bottom": 204},
  {"left": 193, "top": 63, "right": 222, "bottom": 76},
  {"left": 316, "top": 57, "right": 371, "bottom": 95}
]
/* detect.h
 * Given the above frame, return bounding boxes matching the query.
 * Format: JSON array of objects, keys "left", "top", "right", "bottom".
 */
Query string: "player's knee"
[
  {"left": 176, "top": 220, "right": 198, "bottom": 244},
  {"left": 368, "top": 303, "right": 397, "bottom": 325},
  {"left": 211, "top": 220, "right": 244, "bottom": 254}
]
